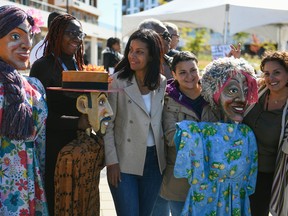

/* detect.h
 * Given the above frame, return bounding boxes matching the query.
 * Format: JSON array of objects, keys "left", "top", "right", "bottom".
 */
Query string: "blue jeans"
[
  {"left": 109, "top": 146, "right": 162, "bottom": 216},
  {"left": 152, "top": 195, "right": 185, "bottom": 216}
]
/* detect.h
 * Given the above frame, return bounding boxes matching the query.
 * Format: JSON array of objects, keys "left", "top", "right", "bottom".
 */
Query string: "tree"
[
  {"left": 232, "top": 32, "right": 250, "bottom": 45},
  {"left": 158, "top": 0, "right": 170, "bottom": 5},
  {"left": 182, "top": 28, "right": 210, "bottom": 55}
]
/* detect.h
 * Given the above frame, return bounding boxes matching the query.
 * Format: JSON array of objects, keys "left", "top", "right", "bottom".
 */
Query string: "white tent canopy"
[{"left": 122, "top": 0, "right": 288, "bottom": 49}]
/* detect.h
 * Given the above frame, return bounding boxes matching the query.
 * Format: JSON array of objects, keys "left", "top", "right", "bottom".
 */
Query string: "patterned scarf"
[
  {"left": 0, "top": 60, "right": 33, "bottom": 140},
  {"left": 270, "top": 102, "right": 288, "bottom": 216}
]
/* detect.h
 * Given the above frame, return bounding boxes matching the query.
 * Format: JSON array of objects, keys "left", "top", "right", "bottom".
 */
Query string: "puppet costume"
[
  {"left": 0, "top": 74, "right": 48, "bottom": 215},
  {"left": 54, "top": 130, "right": 105, "bottom": 216},
  {"left": 174, "top": 120, "right": 258, "bottom": 216}
]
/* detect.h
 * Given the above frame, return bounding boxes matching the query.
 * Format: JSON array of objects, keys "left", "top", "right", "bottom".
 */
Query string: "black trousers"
[{"left": 249, "top": 172, "right": 274, "bottom": 216}]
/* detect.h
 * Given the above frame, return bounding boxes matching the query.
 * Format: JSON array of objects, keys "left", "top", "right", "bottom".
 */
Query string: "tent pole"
[
  {"left": 277, "top": 24, "right": 282, "bottom": 51},
  {"left": 224, "top": 4, "right": 230, "bottom": 44}
]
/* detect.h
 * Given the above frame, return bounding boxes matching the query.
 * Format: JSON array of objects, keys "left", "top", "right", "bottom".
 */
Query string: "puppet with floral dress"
[
  {"left": 0, "top": 5, "right": 47, "bottom": 215},
  {"left": 174, "top": 57, "right": 259, "bottom": 216}
]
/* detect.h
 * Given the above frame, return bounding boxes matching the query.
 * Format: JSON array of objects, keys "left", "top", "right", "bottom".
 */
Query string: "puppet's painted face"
[
  {"left": 219, "top": 73, "right": 248, "bottom": 123},
  {"left": 0, "top": 20, "right": 32, "bottom": 69},
  {"left": 86, "top": 92, "right": 113, "bottom": 135}
]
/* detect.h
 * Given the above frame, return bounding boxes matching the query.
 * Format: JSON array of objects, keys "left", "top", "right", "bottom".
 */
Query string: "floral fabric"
[
  {"left": 0, "top": 76, "right": 48, "bottom": 215},
  {"left": 174, "top": 120, "right": 258, "bottom": 216}
]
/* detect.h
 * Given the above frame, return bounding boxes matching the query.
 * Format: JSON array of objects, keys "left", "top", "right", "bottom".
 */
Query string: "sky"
[{"left": 98, "top": 0, "right": 122, "bottom": 33}]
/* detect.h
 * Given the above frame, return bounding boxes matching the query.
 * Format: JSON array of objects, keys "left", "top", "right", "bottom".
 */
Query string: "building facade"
[
  {"left": 1, "top": 0, "right": 122, "bottom": 66},
  {"left": 122, "top": 0, "right": 159, "bottom": 15}
]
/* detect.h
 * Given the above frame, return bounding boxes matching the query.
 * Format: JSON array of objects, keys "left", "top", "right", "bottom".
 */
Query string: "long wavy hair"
[
  {"left": 115, "top": 28, "right": 164, "bottom": 90},
  {"left": 42, "top": 14, "right": 84, "bottom": 70},
  {"left": 260, "top": 51, "right": 288, "bottom": 73}
]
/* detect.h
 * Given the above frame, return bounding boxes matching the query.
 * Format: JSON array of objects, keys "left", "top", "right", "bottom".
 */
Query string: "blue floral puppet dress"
[{"left": 174, "top": 120, "right": 258, "bottom": 216}]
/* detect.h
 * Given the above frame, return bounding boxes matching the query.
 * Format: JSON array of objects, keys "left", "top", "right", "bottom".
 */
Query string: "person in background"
[
  {"left": 0, "top": 5, "right": 48, "bottom": 215},
  {"left": 138, "top": 18, "right": 173, "bottom": 79},
  {"left": 152, "top": 51, "right": 217, "bottom": 216},
  {"left": 164, "top": 22, "right": 180, "bottom": 57},
  {"left": 174, "top": 57, "right": 258, "bottom": 215},
  {"left": 29, "top": 10, "right": 66, "bottom": 66},
  {"left": 243, "top": 51, "right": 288, "bottom": 216},
  {"left": 104, "top": 28, "right": 167, "bottom": 216},
  {"left": 29, "top": 14, "right": 86, "bottom": 215},
  {"left": 102, "top": 37, "right": 123, "bottom": 73}
]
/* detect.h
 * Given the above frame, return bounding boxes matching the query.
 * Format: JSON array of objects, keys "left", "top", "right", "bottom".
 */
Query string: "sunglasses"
[
  {"left": 160, "top": 31, "right": 171, "bottom": 41},
  {"left": 64, "top": 30, "right": 86, "bottom": 40},
  {"left": 171, "top": 33, "right": 180, "bottom": 38}
]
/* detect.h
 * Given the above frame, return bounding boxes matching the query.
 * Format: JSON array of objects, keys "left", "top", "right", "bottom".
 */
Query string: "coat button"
[
  {"left": 127, "top": 138, "right": 131, "bottom": 142},
  {"left": 129, "top": 120, "right": 133, "bottom": 124}
]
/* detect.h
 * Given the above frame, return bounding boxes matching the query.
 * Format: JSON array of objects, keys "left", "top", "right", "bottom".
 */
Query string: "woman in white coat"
[{"left": 104, "top": 28, "right": 167, "bottom": 216}]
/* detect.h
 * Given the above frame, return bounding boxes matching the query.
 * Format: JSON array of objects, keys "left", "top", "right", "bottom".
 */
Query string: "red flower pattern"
[
  {"left": 29, "top": 199, "right": 36, "bottom": 216},
  {"left": 18, "top": 150, "right": 27, "bottom": 169},
  {"left": 16, "top": 179, "right": 28, "bottom": 191},
  {"left": 19, "top": 208, "right": 29, "bottom": 216},
  {"left": 35, "top": 181, "right": 43, "bottom": 200},
  {"left": 3, "top": 157, "right": 10, "bottom": 166}
]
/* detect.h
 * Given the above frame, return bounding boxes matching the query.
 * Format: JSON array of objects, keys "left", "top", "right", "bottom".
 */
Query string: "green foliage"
[
  {"left": 158, "top": 0, "right": 169, "bottom": 4},
  {"left": 263, "top": 42, "right": 277, "bottom": 52},
  {"left": 232, "top": 32, "right": 250, "bottom": 45},
  {"left": 182, "top": 28, "right": 210, "bottom": 55}
]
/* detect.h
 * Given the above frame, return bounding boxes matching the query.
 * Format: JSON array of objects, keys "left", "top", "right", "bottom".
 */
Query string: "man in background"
[
  {"left": 138, "top": 18, "right": 173, "bottom": 79},
  {"left": 164, "top": 22, "right": 180, "bottom": 57}
]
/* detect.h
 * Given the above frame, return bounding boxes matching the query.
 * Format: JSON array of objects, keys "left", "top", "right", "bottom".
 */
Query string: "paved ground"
[{"left": 100, "top": 168, "right": 117, "bottom": 216}]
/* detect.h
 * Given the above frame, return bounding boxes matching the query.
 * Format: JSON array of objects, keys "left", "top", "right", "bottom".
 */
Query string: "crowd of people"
[{"left": 1, "top": 4, "right": 288, "bottom": 216}]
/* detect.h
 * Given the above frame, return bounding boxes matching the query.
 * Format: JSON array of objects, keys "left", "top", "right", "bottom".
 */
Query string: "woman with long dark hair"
[{"left": 104, "top": 28, "right": 167, "bottom": 216}]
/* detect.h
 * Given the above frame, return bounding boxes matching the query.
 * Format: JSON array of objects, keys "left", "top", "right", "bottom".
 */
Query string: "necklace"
[
  {"left": 266, "top": 91, "right": 287, "bottom": 110},
  {"left": 265, "top": 93, "right": 269, "bottom": 110}
]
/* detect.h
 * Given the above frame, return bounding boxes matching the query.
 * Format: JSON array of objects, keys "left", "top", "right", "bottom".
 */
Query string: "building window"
[{"left": 134, "top": 0, "right": 139, "bottom": 7}]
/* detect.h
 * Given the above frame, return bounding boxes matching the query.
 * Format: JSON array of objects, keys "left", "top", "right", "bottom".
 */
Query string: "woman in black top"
[{"left": 29, "top": 14, "right": 86, "bottom": 215}]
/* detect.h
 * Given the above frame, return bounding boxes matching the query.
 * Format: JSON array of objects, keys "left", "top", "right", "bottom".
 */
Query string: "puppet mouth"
[
  {"left": 234, "top": 107, "right": 244, "bottom": 111},
  {"left": 232, "top": 103, "right": 246, "bottom": 113},
  {"left": 101, "top": 116, "right": 111, "bottom": 125}
]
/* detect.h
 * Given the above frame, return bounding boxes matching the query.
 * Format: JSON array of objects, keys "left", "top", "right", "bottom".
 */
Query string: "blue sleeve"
[
  {"left": 247, "top": 129, "right": 258, "bottom": 196},
  {"left": 174, "top": 121, "right": 204, "bottom": 184}
]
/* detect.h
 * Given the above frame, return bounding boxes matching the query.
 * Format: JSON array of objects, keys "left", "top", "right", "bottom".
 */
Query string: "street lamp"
[
  {"left": 66, "top": 0, "right": 69, "bottom": 13},
  {"left": 114, "top": 3, "right": 117, "bottom": 37}
]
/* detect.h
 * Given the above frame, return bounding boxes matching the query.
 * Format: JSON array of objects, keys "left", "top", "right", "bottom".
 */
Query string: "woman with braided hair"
[
  {"left": 29, "top": 14, "right": 86, "bottom": 214},
  {"left": 0, "top": 5, "right": 48, "bottom": 215}
]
